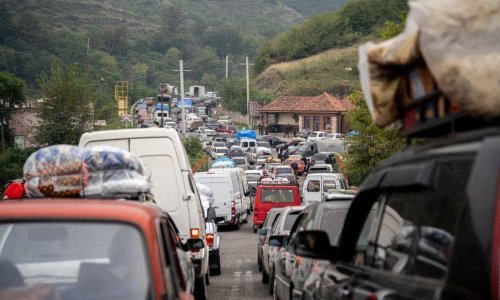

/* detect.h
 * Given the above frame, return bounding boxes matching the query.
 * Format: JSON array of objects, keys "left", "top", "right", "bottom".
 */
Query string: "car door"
[{"left": 304, "top": 177, "right": 321, "bottom": 203}]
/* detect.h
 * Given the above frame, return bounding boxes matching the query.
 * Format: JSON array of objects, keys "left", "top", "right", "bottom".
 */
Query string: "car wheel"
[
  {"left": 234, "top": 219, "right": 240, "bottom": 230},
  {"left": 194, "top": 273, "right": 208, "bottom": 300},
  {"left": 258, "top": 257, "right": 262, "bottom": 272},
  {"left": 253, "top": 228, "right": 257, "bottom": 233},
  {"left": 269, "top": 270, "right": 275, "bottom": 295},
  {"left": 262, "top": 268, "right": 269, "bottom": 284},
  {"left": 205, "top": 269, "right": 210, "bottom": 285}
]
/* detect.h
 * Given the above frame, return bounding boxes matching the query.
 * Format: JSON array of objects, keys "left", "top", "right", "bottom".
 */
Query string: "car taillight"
[
  {"left": 206, "top": 234, "right": 214, "bottom": 247},
  {"left": 366, "top": 294, "right": 378, "bottom": 300},
  {"left": 231, "top": 200, "right": 236, "bottom": 214},
  {"left": 190, "top": 228, "right": 200, "bottom": 239}
]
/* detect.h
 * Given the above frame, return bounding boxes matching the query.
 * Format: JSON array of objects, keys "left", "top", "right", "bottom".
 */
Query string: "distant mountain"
[{"left": 0, "top": 0, "right": 348, "bottom": 90}]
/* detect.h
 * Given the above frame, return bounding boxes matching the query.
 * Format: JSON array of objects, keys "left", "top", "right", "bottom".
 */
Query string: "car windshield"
[
  {"left": 0, "top": 222, "right": 150, "bottom": 298},
  {"left": 260, "top": 189, "right": 295, "bottom": 203}
]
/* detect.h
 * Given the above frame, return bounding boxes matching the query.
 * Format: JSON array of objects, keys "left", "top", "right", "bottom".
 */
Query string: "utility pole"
[
  {"left": 240, "top": 57, "right": 253, "bottom": 126},
  {"left": 225, "top": 55, "right": 229, "bottom": 78},
  {"left": 87, "top": 38, "right": 90, "bottom": 56},
  {"left": 173, "top": 60, "right": 191, "bottom": 134}
]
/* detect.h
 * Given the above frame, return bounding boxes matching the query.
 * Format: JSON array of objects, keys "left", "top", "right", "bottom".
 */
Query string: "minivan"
[
  {"left": 252, "top": 182, "right": 301, "bottom": 232},
  {"left": 194, "top": 171, "right": 244, "bottom": 229},
  {"left": 302, "top": 173, "right": 350, "bottom": 204},
  {"left": 208, "top": 167, "right": 250, "bottom": 219},
  {"left": 240, "top": 138, "right": 257, "bottom": 152},
  {"left": 79, "top": 128, "right": 209, "bottom": 298}
]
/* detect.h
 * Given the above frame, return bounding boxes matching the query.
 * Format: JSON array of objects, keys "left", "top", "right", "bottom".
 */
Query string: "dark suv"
[{"left": 294, "top": 126, "right": 500, "bottom": 300}]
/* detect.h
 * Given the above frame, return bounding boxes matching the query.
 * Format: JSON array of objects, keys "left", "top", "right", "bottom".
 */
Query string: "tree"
[
  {"left": 216, "top": 77, "right": 247, "bottom": 113},
  {"left": 344, "top": 91, "right": 405, "bottom": 186},
  {"left": 36, "top": 63, "right": 95, "bottom": 145},
  {"left": 0, "top": 71, "right": 26, "bottom": 150}
]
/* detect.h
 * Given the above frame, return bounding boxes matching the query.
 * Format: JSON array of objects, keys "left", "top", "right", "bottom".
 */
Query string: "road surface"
[{"left": 206, "top": 214, "right": 272, "bottom": 300}]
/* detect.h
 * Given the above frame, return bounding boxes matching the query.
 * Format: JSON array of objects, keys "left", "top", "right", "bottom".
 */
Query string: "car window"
[
  {"left": 0, "top": 222, "right": 151, "bottom": 298},
  {"left": 264, "top": 210, "right": 280, "bottom": 228},
  {"left": 284, "top": 211, "right": 302, "bottom": 231},
  {"left": 306, "top": 180, "right": 320, "bottom": 192},
  {"left": 261, "top": 189, "right": 295, "bottom": 203},
  {"left": 354, "top": 157, "right": 473, "bottom": 281},
  {"left": 320, "top": 209, "right": 349, "bottom": 246},
  {"left": 323, "top": 180, "right": 338, "bottom": 191}
]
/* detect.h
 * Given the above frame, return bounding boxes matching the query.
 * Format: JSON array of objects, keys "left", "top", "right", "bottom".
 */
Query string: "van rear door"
[{"left": 194, "top": 175, "right": 233, "bottom": 220}]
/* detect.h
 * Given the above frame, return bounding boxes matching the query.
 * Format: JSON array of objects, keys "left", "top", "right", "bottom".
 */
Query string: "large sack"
[{"left": 359, "top": 0, "right": 500, "bottom": 127}]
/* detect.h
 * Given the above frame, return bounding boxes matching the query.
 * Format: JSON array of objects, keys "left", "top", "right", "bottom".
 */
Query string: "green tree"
[
  {"left": 344, "top": 91, "right": 405, "bottom": 186},
  {"left": 0, "top": 147, "right": 37, "bottom": 193},
  {"left": 0, "top": 71, "right": 26, "bottom": 150},
  {"left": 36, "top": 62, "right": 95, "bottom": 145},
  {"left": 217, "top": 77, "right": 247, "bottom": 113}
]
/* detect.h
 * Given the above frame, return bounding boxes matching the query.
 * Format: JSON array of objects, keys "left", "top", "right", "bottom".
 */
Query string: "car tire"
[
  {"left": 210, "top": 249, "right": 222, "bottom": 276},
  {"left": 254, "top": 228, "right": 257, "bottom": 233},
  {"left": 205, "top": 270, "right": 210, "bottom": 285},
  {"left": 258, "top": 257, "right": 262, "bottom": 272},
  {"left": 194, "top": 273, "right": 208, "bottom": 300},
  {"left": 234, "top": 220, "right": 240, "bottom": 230},
  {"left": 262, "top": 268, "right": 269, "bottom": 284}
]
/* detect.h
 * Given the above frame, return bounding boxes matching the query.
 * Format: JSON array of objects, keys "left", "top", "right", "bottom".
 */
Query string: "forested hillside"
[{"left": 0, "top": 0, "right": 347, "bottom": 95}]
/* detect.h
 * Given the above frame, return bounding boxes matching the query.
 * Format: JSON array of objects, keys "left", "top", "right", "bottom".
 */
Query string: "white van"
[
  {"left": 208, "top": 168, "right": 250, "bottom": 221},
  {"left": 79, "top": 128, "right": 209, "bottom": 298},
  {"left": 240, "top": 138, "right": 257, "bottom": 152},
  {"left": 302, "top": 173, "right": 351, "bottom": 204},
  {"left": 194, "top": 171, "right": 243, "bottom": 229}
]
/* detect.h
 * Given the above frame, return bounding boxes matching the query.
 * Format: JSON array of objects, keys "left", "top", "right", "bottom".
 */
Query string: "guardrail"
[{"left": 192, "top": 155, "right": 210, "bottom": 173}]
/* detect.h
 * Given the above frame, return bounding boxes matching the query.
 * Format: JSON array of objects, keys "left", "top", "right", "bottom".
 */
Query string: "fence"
[{"left": 192, "top": 154, "right": 210, "bottom": 173}]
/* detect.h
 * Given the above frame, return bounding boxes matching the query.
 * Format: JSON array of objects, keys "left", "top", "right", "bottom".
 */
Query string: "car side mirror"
[
  {"left": 293, "top": 231, "right": 336, "bottom": 261},
  {"left": 268, "top": 235, "right": 286, "bottom": 247},
  {"left": 182, "top": 238, "right": 205, "bottom": 252},
  {"left": 257, "top": 228, "right": 268, "bottom": 236},
  {"left": 206, "top": 207, "right": 216, "bottom": 222}
]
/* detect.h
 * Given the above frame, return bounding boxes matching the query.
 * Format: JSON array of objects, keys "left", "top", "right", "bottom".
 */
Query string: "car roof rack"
[{"left": 398, "top": 67, "right": 500, "bottom": 138}]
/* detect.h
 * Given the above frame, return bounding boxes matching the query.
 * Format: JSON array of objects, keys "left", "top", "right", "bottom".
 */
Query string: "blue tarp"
[
  {"left": 210, "top": 157, "right": 236, "bottom": 168},
  {"left": 175, "top": 98, "right": 193, "bottom": 108},
  {"left": 155, "top": 103, "right": 169, "bottom": 111},
  {"left": 236, "top": 130, "right": 257, "bottom": 140}
]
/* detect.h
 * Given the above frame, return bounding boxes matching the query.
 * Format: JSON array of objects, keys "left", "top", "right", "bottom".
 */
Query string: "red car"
[
  {"left": 217, "top": 124, "right": 238, "bottom": 134},
  {"left": 252, "top": 181, "right": 301, "bottom": 232},
  {"left": 0, "top": 199, "right": 195, "bottom": 300}
]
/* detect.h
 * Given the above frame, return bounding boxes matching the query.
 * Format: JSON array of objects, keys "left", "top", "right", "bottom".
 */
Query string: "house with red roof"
[{"left": 259, "top": 92, "right": 353, "bottom": 133}]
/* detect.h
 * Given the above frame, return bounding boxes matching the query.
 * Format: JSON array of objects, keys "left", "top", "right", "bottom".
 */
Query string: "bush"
[{"left": 0, "top": 147, "right": 37, "bottom": 194}]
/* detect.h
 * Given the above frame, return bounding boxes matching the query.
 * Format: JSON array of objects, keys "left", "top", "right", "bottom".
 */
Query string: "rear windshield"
[
  {"left": 257, "top": 142, "right": 271, "bottom": 148},
  {"left": 309, "top": 167, "right": 329, "bottom": 173},
  {"left": 276, "top": 168, "right": 293, "bottom": 174},
  {"left": 227, "top": 125, "right": 237, "bottom": 130},
  {"left": 216, "top": 148, "right": 228, "bottom": 154},
  {"left": 260, "top": 189, "right": 295, "bottom": 203},
  {"left": 233, "top": 157, "right": 246, "bottom": 164},
  {"left": 0, "top": 222, "right": 150, "bottom": 297}
]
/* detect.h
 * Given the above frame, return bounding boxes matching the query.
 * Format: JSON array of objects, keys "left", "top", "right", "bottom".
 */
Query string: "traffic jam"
[{"left": 1, "top": 2, "right": 500, "bottom": 300}]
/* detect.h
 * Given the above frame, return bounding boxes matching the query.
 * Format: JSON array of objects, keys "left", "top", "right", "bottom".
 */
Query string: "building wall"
[
  {"left": 9, "top": 108, "right": 40, "bottom": 148},
  {"left": 300, "top": 113, "right": 347, "bottom": 133},
  {"left": 277, "top": 113, "right": 296, "bottom": 125}
]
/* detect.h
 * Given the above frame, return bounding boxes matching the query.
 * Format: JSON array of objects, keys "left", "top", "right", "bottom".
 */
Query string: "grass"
[{"left": 254, "top": 45, "right": 361, "bottom": 98}]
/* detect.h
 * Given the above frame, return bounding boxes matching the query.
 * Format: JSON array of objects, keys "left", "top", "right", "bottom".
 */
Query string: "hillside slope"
[{"left": 254, "top": 44, "right": 362, "bottom": 98}]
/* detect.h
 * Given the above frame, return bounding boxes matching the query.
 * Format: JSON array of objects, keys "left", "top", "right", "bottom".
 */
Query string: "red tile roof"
[{"left": 260, "top": 92, "right": 353, "bottom": 113}]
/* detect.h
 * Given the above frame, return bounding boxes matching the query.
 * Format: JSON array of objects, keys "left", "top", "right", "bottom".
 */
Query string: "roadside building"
[{"left": 259, "top": 92, "right": 353, "bottom": 133}]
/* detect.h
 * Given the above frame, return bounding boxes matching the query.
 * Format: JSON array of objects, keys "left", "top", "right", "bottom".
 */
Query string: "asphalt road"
[{"left": 206, "top": 214, "right": 272, "bottom": 300}]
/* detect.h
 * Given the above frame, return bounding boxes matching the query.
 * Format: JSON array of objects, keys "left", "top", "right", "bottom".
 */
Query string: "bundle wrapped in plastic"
[
  {"left": 358, "top": 0, "right": 500, "bottom": 127},
  {"left": 24, "top": 145, "right": 151, "bottom": 199}
]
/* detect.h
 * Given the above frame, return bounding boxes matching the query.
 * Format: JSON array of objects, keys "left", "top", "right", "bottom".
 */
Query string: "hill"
[
  {"left": 254, "top": 44, "right": 361, "bottom": 99},
  {"left": 0, "top": 0, "right": 348, "bottom": 92}
]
